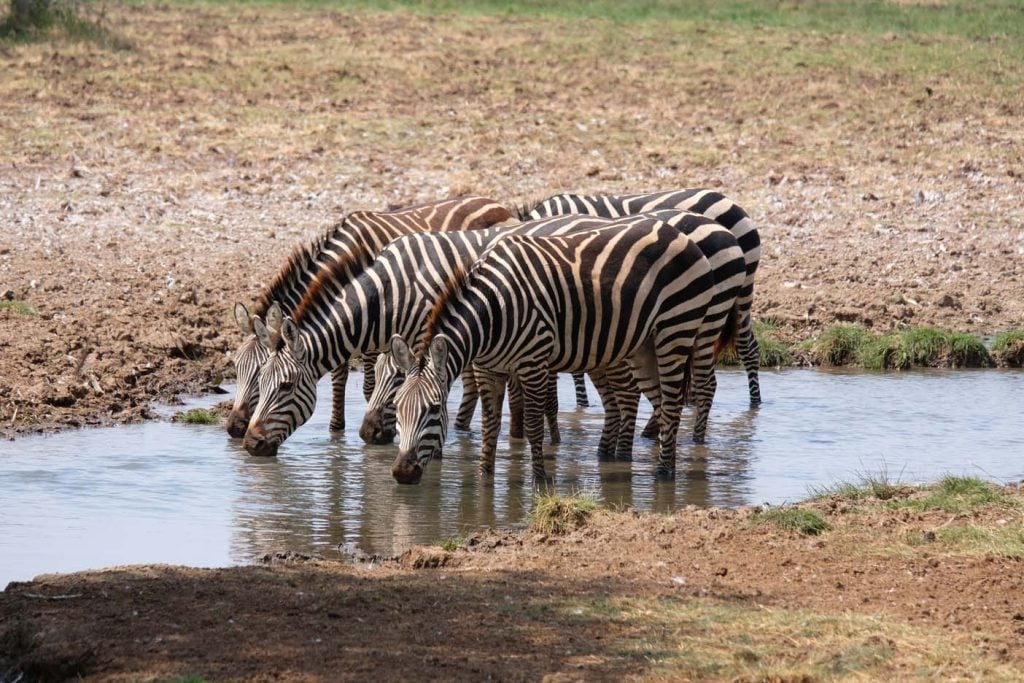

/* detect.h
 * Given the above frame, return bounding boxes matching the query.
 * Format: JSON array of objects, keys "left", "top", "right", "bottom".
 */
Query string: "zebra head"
[
  {"left": 391, "top": 334, "right": 452, "bottom": 485},
  {"left": 358, "top": 351, "right": 402, "bottom": 445},
  {"left": 243, "top": 314, "right": 318, "bottom": 458},
  {"left": 226, "top": 303, "right": 270, "bottom": 438}
]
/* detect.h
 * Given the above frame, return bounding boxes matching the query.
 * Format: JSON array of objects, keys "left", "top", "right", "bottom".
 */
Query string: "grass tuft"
[
  {"left": 810, "top": 467, "right": 904, "bottom": 502},
  {"left": 0, "top": 300, "right": 39, "bottom": 315},
  {"left": 856, "top": 333, "right": 905, "bottom": 370},
  {"left": 754, "top": 320, "right": 794, "bottom": 368},
  {"left": 812, "top": 325, "right": 872, "bottom": 366},
  {"left": 173, "top": 408, "right": 219, "bottom": 425},
  {"left": 897, "top": 327, "right": 949, "bottom": 367},
  {"left": 755, "top": 508, "right": 830, "bottom": 536},
  {"left": 991, "top": 330, "right": 1024, "bottom": 367},
  {"left": 438, "top": 535, "right": 466, "bottom": 552},
  {"left": 892, "top": 475, "right": 1015, "bottom": 514},
  {"left": 530, "top": 489, "right": 598, "bottom": 535}
]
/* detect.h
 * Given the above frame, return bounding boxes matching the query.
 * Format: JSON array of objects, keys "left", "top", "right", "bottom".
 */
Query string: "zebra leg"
[
  {"left": 329, "top": 365, "right": 348, "bottom": 434},
  {"left": 737, "top": 303, "right": 761, "bottom": 405},
  {"left": 361, "top": 354, "right": 378, "bottom": 402},
  {"left": 653, "top": 345, "right": 692, "bottom": 478},
  {"left": 545, "top": 371, "right": 560, "bottom": 445},
  {"left": 589, "top": 368, "right": 620, "bottom": 460},
  {"left": 690, "top": 341, "right": 718, "bottom": 444},
  {"left": 517, "top": 365, "right": 550, "bottom": 482},
  {"left": 631, "top": 341, "right": 666, "bottom": 443},
  {"left": 571, "top": 372, "right": 590, "bottom": 408},
  {"left": 507, "top": 373, "right": 524, "bottom": 440},
  {"left": 474, "top": 368, "right": 505, "bottom": 474},
  {"left": 454, "top": 365, "right": 479, "bottom": 431},
  {"left": 605, "top": 363, "right": 640, "bottom": 460}
]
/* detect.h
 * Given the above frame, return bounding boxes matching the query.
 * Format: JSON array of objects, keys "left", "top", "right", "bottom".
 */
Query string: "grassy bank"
[{"left": 723, "top": 324, "right": 1024, "bottom": 370}]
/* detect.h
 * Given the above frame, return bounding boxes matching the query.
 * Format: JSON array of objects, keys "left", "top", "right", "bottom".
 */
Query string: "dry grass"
[
  {"left": 530, "top": 489, "right": 598, "bottom": 535},
  {"left": 552, "top": 594, "right": 1018, "bottom": 680}
]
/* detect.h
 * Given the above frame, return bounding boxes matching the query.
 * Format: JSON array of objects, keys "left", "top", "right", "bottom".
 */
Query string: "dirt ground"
[
  {"left": 1, "top": 3, "right": 1023, "bottom": 438},
  {"left": 3, "top": 483, "right": 1024, "bottom": 681}
]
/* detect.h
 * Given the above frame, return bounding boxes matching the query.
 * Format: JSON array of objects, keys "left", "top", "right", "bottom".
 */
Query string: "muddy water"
[{"left": 2, "top": 369, "right": 1022, "bottom": 585}]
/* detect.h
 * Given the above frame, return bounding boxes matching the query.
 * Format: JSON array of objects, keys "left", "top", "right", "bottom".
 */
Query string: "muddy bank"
[
  {"left": 3, "top": 481, "right": 1022, "bottom": 681},
  {"left": 2, "top": 3, "right": 1023, "bottom": 438}
]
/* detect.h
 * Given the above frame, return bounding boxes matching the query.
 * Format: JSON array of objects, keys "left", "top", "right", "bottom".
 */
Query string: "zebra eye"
[{"left": 280, "top": 380, "right": 295, "bottom": 392}]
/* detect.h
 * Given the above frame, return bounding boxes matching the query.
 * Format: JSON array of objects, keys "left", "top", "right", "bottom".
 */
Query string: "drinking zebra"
[
  {"left": 242, "top": 214, "right": 621, "bottom": 459},
  {"left": 521, "top": 189, "right": 762, "bottom": 414},
  {"left": 226, "top": 196, "right": 515, "bottom": 439},
  {"left": 389, "top": 215, "right": 719, "bottom": 484},
  {"left": 590, "top": 210, "right": 745, "bottom": 459}
]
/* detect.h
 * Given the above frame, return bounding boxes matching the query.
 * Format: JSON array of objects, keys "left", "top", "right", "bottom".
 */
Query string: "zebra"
[
  {"left": 521, "top": 189, "right": 762, "bottom": 421},
  {"left": 588, "top": 210, "right": 745, "bottom": 460},
  {"left": 225, "top": 196, "right": 515, "bottom": 440},
  {"left": 242, "top": 214, "right": 624, "bottom": 459},
  {"left": 389, "top": 215, "right": 719, "bottom": 484}
]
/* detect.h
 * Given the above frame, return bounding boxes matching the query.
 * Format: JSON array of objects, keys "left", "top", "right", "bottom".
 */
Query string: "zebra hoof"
[
  {"left": 453, "top": 419, "right": 472, "bottom": 431},
  {"left": 640, "top": 427, "right": 659, "bottom": 440},
  {"left": 509, "top": 428, "right": 524, "bottom": 440},
  {"left": 654, "top": 465, "right": 676, "bottom": 480},
  {"left": 692, "top": 435, "right": 706, "bottom": 445}
]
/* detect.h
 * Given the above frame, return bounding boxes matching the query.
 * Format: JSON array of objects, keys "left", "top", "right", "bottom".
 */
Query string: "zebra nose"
[
  {"left": 358, "top": 409, "right": 383, "bottom": 444},
  {"left": 391, "top": 453, "right": 423, "bottom": 485},
  {"left": 225, "top": 408, "right": 249, "bottom": 438},
  {"left": 243, "top": 424, "right": 279, "bottom": 458}
]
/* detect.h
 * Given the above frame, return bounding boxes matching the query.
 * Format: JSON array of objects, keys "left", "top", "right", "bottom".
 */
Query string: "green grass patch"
[
  {"left": 0, "top": 300, "right": 38, "bottom": 315},
  {"left": 755, "top": 508, "right": 830, "bottom": 536},
  {"left": 173, "top": 408, "right": 219, "bottom": 425},
  {"left": 992, "top": 330, "right": 1024, "bottom": 368},
  {"left": 529, "top": 489, "right": 597, "bottom": 535},
  {"left": 754, "top": 320, "right": 794, "bottom": 368},
  {"left": 812, "top": 325, "right": 873, "bottom": 366},
  {"left": 811, "top": 325, "right": 991, "bottom": 369},
  {"left": 891, "top": 476, "right": 1016, "bottom": 514},
  {"left": 0, "top": 0, "right": 129, "bottom": 47},
  {"left": 810, "top": 468, "right": 904, "bottom": 502},
  {"left": 179, "top": 0, "right": 1024, "bottom": 41},
  {"left": 438, "top": 534, "right": 466, "bottom": 552}
]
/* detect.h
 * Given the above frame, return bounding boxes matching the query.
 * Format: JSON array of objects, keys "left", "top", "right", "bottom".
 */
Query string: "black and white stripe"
[
  {"left": 390, "top": 214, "right": 719, "bottom": 483},
  {"left": 523, "top": 189, "right": 762, "bottom": 405},
  {"left": 226, "top": 196, "right": 514, "bottom": 441},
  {"left": 242, "top": 214, "right": 618, "bottom": 458}
]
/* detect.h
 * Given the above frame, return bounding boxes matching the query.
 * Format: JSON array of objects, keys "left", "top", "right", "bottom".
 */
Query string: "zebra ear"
[
  {"left": 266, "top": 302, "right": 284, "bottom": 333},
  {"left": 233, "top": 303, "right": 253, "bottom": 336},
  {"left": 390, "top": 335, "right": 414, "bottom": 372},
  {"left": 429, "top": 335, "right": 449, "bottom": 383},
  {"left": 251, "top": 316, "right": 271, "bottom": 348},
  {"left": 281, "top": 316, "right": 305, "bottom": 362}
]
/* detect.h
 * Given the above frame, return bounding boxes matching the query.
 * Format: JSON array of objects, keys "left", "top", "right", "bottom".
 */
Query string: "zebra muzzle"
[
  {"left": 243, "top": 424, "right": 280, "bottom": 458},
  {"left": 225, "top": 406, "right": 250, "bottom": 439},
  {"left": 391, "top": 453, "right": 423, "bottom": 485},
  {"left": 358, "top": 409, "right": 396, "bottom": 445}
]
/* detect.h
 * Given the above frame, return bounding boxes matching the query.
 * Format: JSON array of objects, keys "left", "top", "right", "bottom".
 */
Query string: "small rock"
[
  {"left": 936, "top": 294, "right": 960, "bottom": 309},
  {"left": 715, "top": 567, "right": 728, "bottom": 577},
  {"left": 1, "top": 289, "right": 14, "bottom": 301},
  {"left": 671, "top": 576, "right": 686, "bottom": 586}
]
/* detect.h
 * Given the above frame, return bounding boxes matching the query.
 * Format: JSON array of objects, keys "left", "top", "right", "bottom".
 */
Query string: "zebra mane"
[
  {"left": 253, "top": 219, "right": 346, "bottom": 318},
  {"left": 422, "top": 263, "right": 470, "bottom": 348},
  {"left": 291, "top": 241, "right": 372, "bottom": 327},
  {"left": 512, "top": 196, "right": 546, "bottom": 222}
]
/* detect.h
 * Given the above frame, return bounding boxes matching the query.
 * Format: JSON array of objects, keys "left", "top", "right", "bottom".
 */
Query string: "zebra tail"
[
  {"left": 681, "top": 350, "right": 694, "bottom": 406},
  {"left": 713, "top": 301, "right": 741, "bottom": 363}
]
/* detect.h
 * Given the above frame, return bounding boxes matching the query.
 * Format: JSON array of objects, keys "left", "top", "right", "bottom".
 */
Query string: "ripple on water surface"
[{"left": 1, "top": 368, "right": 1022, "bottom": 585}]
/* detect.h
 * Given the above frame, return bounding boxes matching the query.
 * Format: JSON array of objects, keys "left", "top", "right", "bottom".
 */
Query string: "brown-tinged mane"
[
  {"left": 421, "top": 263, "right": 470, "bottom": 348},
  {"left": 512, "top": 196, "right": 546, "bottom": 222},
  {"left": 253, "top": 222, "right": 342, "bottom": 318},
  {"left": 291, "top": 242, "right": 372, "bottom": 326}
]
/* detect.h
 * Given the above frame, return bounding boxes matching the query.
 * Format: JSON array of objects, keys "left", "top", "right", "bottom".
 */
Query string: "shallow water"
[{"left": 2, "top": 368, "right": 1022, "bottom": 586}]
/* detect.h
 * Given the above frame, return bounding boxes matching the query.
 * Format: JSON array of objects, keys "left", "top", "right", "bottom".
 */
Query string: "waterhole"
[{"left": 2, "top": 369, "right": 1021, "bottom": 585}]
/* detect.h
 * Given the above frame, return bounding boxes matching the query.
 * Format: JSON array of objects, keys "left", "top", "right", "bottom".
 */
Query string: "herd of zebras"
[{"left": 226, "top": 190, "right": 762, "bottom": 484}]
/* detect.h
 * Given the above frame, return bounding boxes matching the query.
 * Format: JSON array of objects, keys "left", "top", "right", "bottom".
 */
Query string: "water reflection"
[{"left": 2, "top": 369, "right": 1023, "bottom": 585}]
